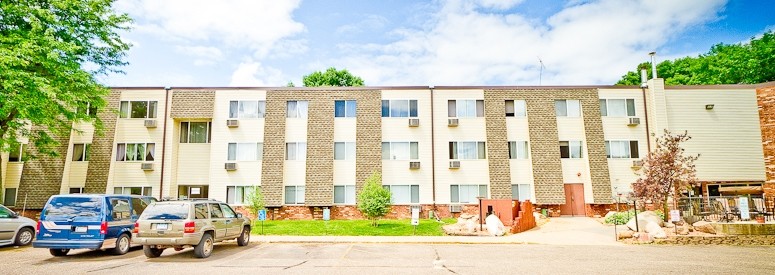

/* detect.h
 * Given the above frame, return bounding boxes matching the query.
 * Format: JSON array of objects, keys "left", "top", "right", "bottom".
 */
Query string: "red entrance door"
[{"left": 560, "top": 184, "right": 586, "bottom": 216}]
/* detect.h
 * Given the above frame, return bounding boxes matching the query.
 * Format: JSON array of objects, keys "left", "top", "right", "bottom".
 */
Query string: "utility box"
[{"left": 479, "top": 199, "right": 517, "bottom": 226}]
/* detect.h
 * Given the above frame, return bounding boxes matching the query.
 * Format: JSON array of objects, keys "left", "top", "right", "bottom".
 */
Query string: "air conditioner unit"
[
  {"left": 226, "top": 119, "right": 239, "bottom": 128},
  {"left": 448, "top": 118, "right": 459, "bottom": 127},
  {"left": 449, "top": 160, "right": 461, "bottom": 169},
  {"left": 408, "top": 118, "right": 420, "bottom": 127},
  {"left": 632, "top": 160, "right": 644, "bottom": 168},
  {"left": 225, "top": 162, "right": 238, "bottom": 171},
  {"left": 449, "top": 205, "right": 463, "bottom": 213},
  {"left": 409, "top": 161, "right": 421, "bottom": 169},
  {"left": 140, "top": 162, "right": 154, "bottom": 171},
  {"left": 627, "top": 117, "right": 640, "bottom": 126},
  {"left": 144, "top": 119, "right": 157, "bottom": 128}
]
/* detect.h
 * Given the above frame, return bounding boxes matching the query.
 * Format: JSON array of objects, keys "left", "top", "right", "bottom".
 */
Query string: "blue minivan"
[{"left": 33, "top": 194, "right": 156, "bottom": 256}]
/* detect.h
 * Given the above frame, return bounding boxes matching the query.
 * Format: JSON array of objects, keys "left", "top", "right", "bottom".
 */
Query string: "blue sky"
[{"left": 107, "top": 0, "right": 774, "bottom": 87}]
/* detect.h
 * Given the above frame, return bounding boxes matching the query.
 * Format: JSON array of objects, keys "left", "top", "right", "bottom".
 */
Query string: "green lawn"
[{"left": 250, "top": 219, "right": 456, "bottom": 236}]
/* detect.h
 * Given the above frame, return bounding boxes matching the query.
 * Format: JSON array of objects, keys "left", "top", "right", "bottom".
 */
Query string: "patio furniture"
[
  {"left": 715, "top": 198, "right": 737, "bottom": 222},
  {"left": 752, "top": 198, "right": 774, "bottom": 221}
]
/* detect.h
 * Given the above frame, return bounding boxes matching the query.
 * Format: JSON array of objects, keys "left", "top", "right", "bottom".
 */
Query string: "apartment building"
[{"left": 1, "top": 78, "right": 769, "bottom": 219}]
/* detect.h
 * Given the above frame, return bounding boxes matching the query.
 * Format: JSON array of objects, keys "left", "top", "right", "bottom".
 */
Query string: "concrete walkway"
[{"left": 252, "top": 217, "right": 623, "bottom": 246}]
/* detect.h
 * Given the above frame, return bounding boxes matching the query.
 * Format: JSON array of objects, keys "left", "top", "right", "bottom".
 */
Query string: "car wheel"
[
  {"left": 143, "top": 245, "right": 164, "bottom": 258},
  {"left": 237, "top": 226, "right": 250, "bottom": 246},
  {"left": 14, "top": 227, "right": 34, "bottom": 246},
  {"left": 193, "top": 233, "right": 214, "bottom": 258},
  {"left": 112, "top": 233, "right": 131, "bottom": 255},
  {"left": 49, "top": 249, "right": 70, "bottom": 257}
]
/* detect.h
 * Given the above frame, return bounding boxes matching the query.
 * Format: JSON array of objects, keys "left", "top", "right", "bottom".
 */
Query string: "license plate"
[
  {"left": 74, "top": 226, "right": 87, "bottom": 233},
  {"left": 156, "top": 223, "right": 168, "bottom": 230}
]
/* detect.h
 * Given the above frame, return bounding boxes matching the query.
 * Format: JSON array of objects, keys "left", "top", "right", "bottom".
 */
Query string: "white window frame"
[
  {"left": 72, "top": 143, "right": 91, "bottom": 161},
  {"left": 448, "top": 99, "right": 484, "bottom": 118},
  {"left": 334, "top": 185, "right": 356, "bottom": 204},
  {"left": 334, "top": 142, "right": 356, "bottom": 160},
  {"left": 450, "top": 184, "right": 488, "bottom": 204},
  {"left": 600, "top": 99, "right": 636, "bottom": 117},
  {"left": 285, "top": 142, "right": 307, "bottom": 161},
  {"left": 119, "top": 100, "right": 158, "bottom": 119},
  {"left": 284, "top": 186, "right": 305, "bottom": 205},
  {"left": 381, "top": 142, "right": 419, "bottom": 160},
  {"left": 335, "top": 100, "right": 357, "bottom": 118},
  {"left": 383, "top": 185, "right": 419, "bottom": 204},
  {"left": 511, "top": 184, "right": 532, "bottom": 201},
  {"left": 505, "top": 100, "right": 527, "bottom": 117},
  {"left": 381, "top": 100, "right": 418, "bottom": 118},
  {"left": 449, "top": 141, "right": 486, "bottom": 160},
  {"left": 287, "top": 101, "right": 309, "bottom": 118},
  {"left": 229, "top": 100, "right": 266, "bottom": 119},
  {"left": 7, "top": 144, "right": 26, "bottom": 162},
  {"left": 605, "top": 140, "right": 639, "bottom": 159},
  {"left": 555, "top": 99, "right": 580, "bottom": 117},
  {"left": 113, "top": 186, "right": 152, "bottom": 196},
  {"left": 559, "top": 141, "right": 583, "bottom": 159},
  {"left": 508, "top": 141, "right": 529, "bottom": 159},
  {"left": 115, "top": 143, "right": 155, "bottom": 162},
  {"left": 227, "top": 186, "right": 256, "bottom": 205},
  {"left": 180, "top": 122, "right": 212, "bottom": 143},
  {"left": 228, "top": 143, "right": 263, "bottom": 161}
]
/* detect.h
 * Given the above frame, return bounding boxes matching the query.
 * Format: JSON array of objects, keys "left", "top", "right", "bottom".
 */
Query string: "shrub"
[
  {"left": 245, "top": 186, "right": 265, "bottom": 217},
  {"left": 357, "top": 172, "right": 391, "bottom": 226},
  {"left": 605, "top": 210, "right": 635, "bottom": 225}
]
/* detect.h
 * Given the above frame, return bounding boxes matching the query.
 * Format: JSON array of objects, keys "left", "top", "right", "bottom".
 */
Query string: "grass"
[{"left": 250, "top": 218, "right": 456, "bottom": 236}]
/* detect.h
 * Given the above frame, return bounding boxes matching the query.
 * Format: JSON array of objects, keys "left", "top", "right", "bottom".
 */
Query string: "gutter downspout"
[
  {"left": 159, "top": 87, "right": 171, "bottom": 199},
  {"left": 430, "top": 86, "right": 437, "bottom": 209}
]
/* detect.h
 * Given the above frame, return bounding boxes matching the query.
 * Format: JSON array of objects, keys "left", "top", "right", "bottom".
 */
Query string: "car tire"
[
  {"left": 49, "top": 249, "right": 70, "bottom": 257},
  {"left": 193, "top": 233, "right": 214, "bottom": 258},
  {"left": 237, "top": 226, "right": 250, "bottom": 246},
  {"left": 143, "top": 245, "right": 164, "bottom": 258},
  {"left": 112, "top": 233, "right": 131, "bottom": 255},
  {"left": 14, "top": 227, "right": 34, "bottom": 246}
]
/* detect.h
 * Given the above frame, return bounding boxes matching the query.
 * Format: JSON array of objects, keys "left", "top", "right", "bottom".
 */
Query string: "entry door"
[{"left": 560, "top": 184, "right": 586, "bottom": 216}]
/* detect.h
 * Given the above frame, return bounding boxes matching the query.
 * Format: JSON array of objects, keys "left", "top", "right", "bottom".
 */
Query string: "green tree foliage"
[
  {"left": 617, "top": 31, "right": 775, "bottom": 85},
  {"left": 0, "top": 0, "right": 131, "bottom": 201},
  {"left": 357, "top": 172, "right": 391, "bottom": 226},
  {"left": 302, "top": 67, "right": 365, "bottom": 87},
  {"left": 245, "top": 186, "right": 265, "bottom": 217}
]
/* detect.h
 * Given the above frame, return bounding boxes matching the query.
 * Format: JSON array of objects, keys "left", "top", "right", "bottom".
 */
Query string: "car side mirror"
[
  {"left": 9, "top": 212, "right": 19, "bottom": 218},
  {"left": 236, "top": 213, "right": 243, "bottom": 218}
]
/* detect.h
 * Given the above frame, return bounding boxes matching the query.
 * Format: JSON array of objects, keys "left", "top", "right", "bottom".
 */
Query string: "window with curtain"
[
  {"left": 286, "top": 142, "right": 307, "bottom": 160},
  {"left": 114, "top": 186, "right": 152, "bottom": 196},
  {"left": 287, "top": 101, "right": 309, "bottom": 118},
  {"left": 505, "top": 100, "right": 527, "bottom": 117},
  {"left": 227, "top": 143, "right": 263, "bottom": 161},
  {"left": 335, "top": 100, "right": 357, "bottom": 117},
  {"left": 448, "top": 100, "right": 484, "bottom": 117},
  {"left": 116, "top": 143, "right": 155, "bottom": 161},
  {"left": 227, "top": 186, "right": 256, "bottom": 204},
  {"left": 600, "top": 99, "right": 636, "bottom": 117},
  {"left": 381, "top": 100, "right": 418, "bottom": 117},
  {"left": 450, "top": 185, "right": 488, "bottom": 203},
  {"left": 605, "top": 140, "right": 639, "bottom": 158},
  {"left": 119, "top": 101, "right": 157, "bottom": 118},
  {"left": 229, "top": 100, "right": 266, "bottom": 118},
  {"left": 449, "top": 141, "right": 486, "bottom": 159},
  {"left": 180, "top": 122, "right": 212, "bottom": 143},
  {"left": 334, "top": 142, "right": 356, "bottom": 160},
  {"left": 72, "top": 143, "right": 91, "bottom": 161},
  {"left": 284, "top": 186, "right": 305, "bottom": 204},
  {"left": 334, "top": 185, "right": 356, "bottom": 204},
  {"left": 508, "top": 141, "right": 529, "bottom": 159},
  {"left": 381, "top": 142, "right": 419, "bottom": 160},
  {"left": 559, "top": 141, "right": 583, "bottom": 159},
  {"left": 511, "top": 184, "right": 532, "bottom": 201},
  {"left": 555, "top": 99, "right": 580, "bottom": 117},
  {"left": 384, "top": 185, "right": 419, "bottom": 204}
]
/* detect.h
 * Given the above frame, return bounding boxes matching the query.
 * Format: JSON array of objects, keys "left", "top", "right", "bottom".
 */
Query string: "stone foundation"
[{"left": 654, "top": 235, "right": 775, "bottom": 245}]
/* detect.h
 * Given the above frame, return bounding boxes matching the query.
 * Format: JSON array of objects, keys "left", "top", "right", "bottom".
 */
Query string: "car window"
[
  {"left": 111, "top": 198, "right": 131, "bottom": 221},
  {"left": 131, "top": 198, "right": 149, "bottom": 217},
  {"left": 194, "top": 203, "right": 209, "bottom": 219},
  {"left": 43, "top": 197, "right": 103, "bottom": 221},
  {"left": 209, "top": 203, "right": 224, "bottom": 218},
  {"left": 0, "top": 206, "right": 12, "bottom": 218},
  {"left": 220, "top": 204, "right": 237, "bottom": 218},
  {"left": 139, "top": 203, "right": 189, "bottom": 220}
]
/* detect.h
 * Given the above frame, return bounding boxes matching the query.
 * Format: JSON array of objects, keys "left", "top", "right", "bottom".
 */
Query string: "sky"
[{"left": 106, "top": 0, "right": 775, "bottom": 87}]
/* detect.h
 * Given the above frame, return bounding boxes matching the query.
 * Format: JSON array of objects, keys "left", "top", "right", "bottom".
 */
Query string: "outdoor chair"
[
  {"left": 715, "top": 198, "right": 737, "bottom": 222},
  {"left": 753, "top": 198, "right": 774, "bottom": 221}
]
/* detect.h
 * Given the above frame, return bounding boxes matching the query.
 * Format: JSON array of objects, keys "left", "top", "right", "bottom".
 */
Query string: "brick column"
[
  {"left": 17, "top": 128, "right": 71, "bottom": 208},
  {"left": 483, "top": 90, "right": 512, "bottom": 199},
  {"left": 757, "top": 85, "right": 775, "bottom": 209},
  {"left": 84, "top": 90, "right": 121, "bottom": 194}
]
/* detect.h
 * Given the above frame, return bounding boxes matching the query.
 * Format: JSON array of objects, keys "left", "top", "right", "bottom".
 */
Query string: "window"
[
  {"left": 113, "top": 186, "right": 153, "bottom": 196},
  {"left": 334, "top": 142, "right": 356, "bottom": 160},
  {"left": 508, "top": 141, "right": 529, "bottom": 159},
  {"left": 130, "top": 197, "right": 150, "bottom": 217},
  {"left": 381, "top": 100, "right": 418, "bottom": 117},
  {"left": 559, "top": 141, "right": 583, "bottom": 159},
  {"left": 72, "top": 144, "right": 90, "bottom": 161},
  {"left": 119, "top": 101, "right": 157, "bottom": 118},
  {"left": 450, "top": 185, "right": 488, "bottom": 203},
  {"left": 194, "top": 203, "right": 209, "bottom": 219},
  {"left": 384, "top": 185, "right": 419, "bottom": 204},
  {"left": 8, "top": 144, "right": 26, "bottom": 162},
  {"left": 69, "top": 187, "right": 84, "bottom": 194},
  {"left": 220, "top": 204, "right": 237, "bottom": 218},
  {"left": 335, "top": 100, "right": 357, "bottom": 117},
  {"left": 287, "top": 101, "right": 309, "bottom": 118},
  {"left": 605, "top": 141, "right": 640, "bottom": 158},
  {"left": 555, "top": 100, "right": 580, "bottom": 117},
  {"left": 449, "top": 142, "right": 486, "bottom": 159},
  {"left": 285, "top": 186, "right": 305, "bottom": 204},
  {"left": 600, "top": 99, "right": 636, "bottom": 117},
  {"left": 505, "top": 100, "right": 527, "bottom": 117},
  {"left": 285, "top": 142, "right": 307, "bottom": 160},
  {"left": 77, "top": 102, "right": 98, "bottom": 118},
  {"left": 229, "top": 100, "right": 266, "bottom": 118},
  {"left": 180, "top": 122, "right": 212, "bottom": 143},
  {"left": 334, "top": 185, "right": 356, "bottom": 204},
  {"left": 209, "top": 203, "right": 224, "bottom": 218},
  {"left": 110, "top": 198, "right": 131, "bottom": 221},
  {"left": 228, "top": 143, "right": 263, "bottom": 161},
  {"left": 382, "top": 142, "right": 419, "bottom": 160},
  {"left": 511, "top": 184, "right": 532, "bottom": 201},
  {"left": 227, "top": 186, "right": 257, "bottom": 204},
  {"left": 3, "top": 188, "right": 17, "bottom": 206},
  {"left": 115, "top": 143, "right": 155, "bottom": 161},
  {"left": 448, "top": 100, "right": 484, "bottom": 117}
]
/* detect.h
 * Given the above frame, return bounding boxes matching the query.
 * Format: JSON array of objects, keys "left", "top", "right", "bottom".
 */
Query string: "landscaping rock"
[
  {"left": 692, "top": 221, "right": 716, "bottom": 234},
  {"left": 637, "top": 211, "right": 665, "bottom": 227},
  {"left": 485, "top": 214, "right": 505, "bottom": 236},
  {"left": 617, "top": 230, "right": 635, "bottom": 240},
  {"left": 626, "top": 218, "right": 648, "bottom": 232},
  {"left": 646, "top": 221, "right": 667, "bottom": 239},
  {"left": 677, "top": 226, "right": 690, "bottom": 235},
  {"left": 465, "top": 219, "right": 478, "bottom": 233}
]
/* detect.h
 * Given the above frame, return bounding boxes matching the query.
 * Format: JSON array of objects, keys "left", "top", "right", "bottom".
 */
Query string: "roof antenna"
[{"left": 538, "top": 57, "right": 545, "bottom": 85}]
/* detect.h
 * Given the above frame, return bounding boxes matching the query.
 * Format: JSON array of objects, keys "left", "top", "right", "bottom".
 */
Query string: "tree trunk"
[{"left": 663, "top": 198, "right": 670, "bottom": 222}]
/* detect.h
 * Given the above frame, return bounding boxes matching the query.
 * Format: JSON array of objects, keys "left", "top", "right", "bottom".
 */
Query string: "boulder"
[
  {"left": 465, "top": 219, "right": 478, "bottom": 233},
  {"left": 485, "top": 214, "right": 505, "bottom": 236},
  {"left": 617, "top": 230, "right": 635, "bottom": 240},
  {"left": 677, "top": 226, "right": 690, "bottom": 235},
  {"left": 646, "top": 221, "right": 667, "bottom": 239},
  {"left": 664, "top": 222, "right": 675, "bottom": 228},
  {"left": 626, "top": 218, "right": 649, "bottom": 232},
  {"left": 636, "top": 211, "right": 665, "bottom": 227},
  {"left": 692, "top": 221, "right": 716, "bottom": 234}
]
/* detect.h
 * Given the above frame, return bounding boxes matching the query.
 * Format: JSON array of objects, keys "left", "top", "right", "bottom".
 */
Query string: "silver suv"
[{"left": 132, "top": 200, "right": 251, "bottom": 258}]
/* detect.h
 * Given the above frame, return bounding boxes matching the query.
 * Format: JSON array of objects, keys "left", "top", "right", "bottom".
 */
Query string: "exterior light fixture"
[{"left": 705, "top": 104, "right": 714, "bottom": 110}]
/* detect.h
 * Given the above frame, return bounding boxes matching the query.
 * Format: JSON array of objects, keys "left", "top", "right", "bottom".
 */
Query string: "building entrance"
[{"left": 560, "top": 184, "right": 586, "bottom": 216}]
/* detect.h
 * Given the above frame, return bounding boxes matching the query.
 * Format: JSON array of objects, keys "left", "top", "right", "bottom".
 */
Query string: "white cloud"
[
  {"left": 229, "top": 61, "right": 287, "bottom": 86},
  {"left": 174, "top": 46, "right": 224, "bottom": 66},
  {"left": 336, "top": 15, "right": 390, "bottom": 34},
  {"left": 474, "top": 0, "right": 525, "bottom": 10},
  {"left": 333, "top": 0, "right": 727, "bottom": 85}
]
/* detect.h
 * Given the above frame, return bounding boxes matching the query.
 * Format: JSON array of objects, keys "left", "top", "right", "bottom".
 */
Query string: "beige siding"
[
  {"left": 333, "top": 162, "right": 356, "bottom": 185},
  {"left": 509, "top": 159, "right": 535, "bottom": 196},
  {"left": 665, "top": 89, "right": 765, "bottom": 181},
  {"left": 284, "top": 161, "right": 306, "bottom": 186},
  {"left": 176, "top": 144, "right": 211, "bottom": 185},
  {"left": 599, "top": 89, "right": 648, "bottom": 197},
  {"left": 608, "top": 160, "right": 638, "bottom": 194},
  {"left": 556, "top": 117, "right": 586, "bottom": 141},
  {"left": 67, "top": 162, "right": 88, "bottom": 188},
  {"left": 333, "top": 119, "right": 356, "bottom": 187},
  {"left": 506, "top": 118, "right": 530, "bottom": 141},
  {"left": 3, "top": 163, "right": 23, "bottom": 188}
]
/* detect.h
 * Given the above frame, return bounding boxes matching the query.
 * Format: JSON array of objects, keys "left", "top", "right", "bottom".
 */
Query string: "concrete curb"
[{"left": 251, "top": 235, "right": 540, "bottom": 245}]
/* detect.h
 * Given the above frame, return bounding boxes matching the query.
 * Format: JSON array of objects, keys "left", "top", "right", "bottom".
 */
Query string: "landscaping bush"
[{"left": 605, "top": 210, "right": 635, "bottom": 225}]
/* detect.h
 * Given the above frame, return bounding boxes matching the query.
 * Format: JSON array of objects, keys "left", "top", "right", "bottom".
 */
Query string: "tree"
[
  {"left": 0, "top": 0, "right": 131, "bottom": 201},
  {"left": 244, "top": 186, "right": 265, "bottom": 218},
  {"left": 631, "top": 130, "right": 699, "bottom": 221},
  {"left": 617, "top": 31, "right": 775, "bottom": 85},
  {"left": 302, "top": 67, "right": 365, "bottom": 87},
  {"left": 357, "top": 171, "right": 391, "bottom": 226}
]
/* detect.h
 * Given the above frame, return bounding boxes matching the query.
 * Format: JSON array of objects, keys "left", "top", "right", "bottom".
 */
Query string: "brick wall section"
[
  {"left": 262, "top": 91, "right": 289, "bottom": 207},
  {"left": 170, "top": 90, "right": 215, "bottom": 118},
  {"left": 17, "top": 127, "right": 71, "bottom": 209},
  {"left": 84, "top": 90, "right": 121, "bottom": 194},
  {"left": 304, "top": 93, "right": 336, "bottom": 206},
  {"left": 354, "top": 91, "right": 383, "bottom": 194},
  {"left": 757, "top": 85, "right": 775, "bottom": 211},
  {"left": 483, "top": 90, "right": 512, "bottom": 199}
]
